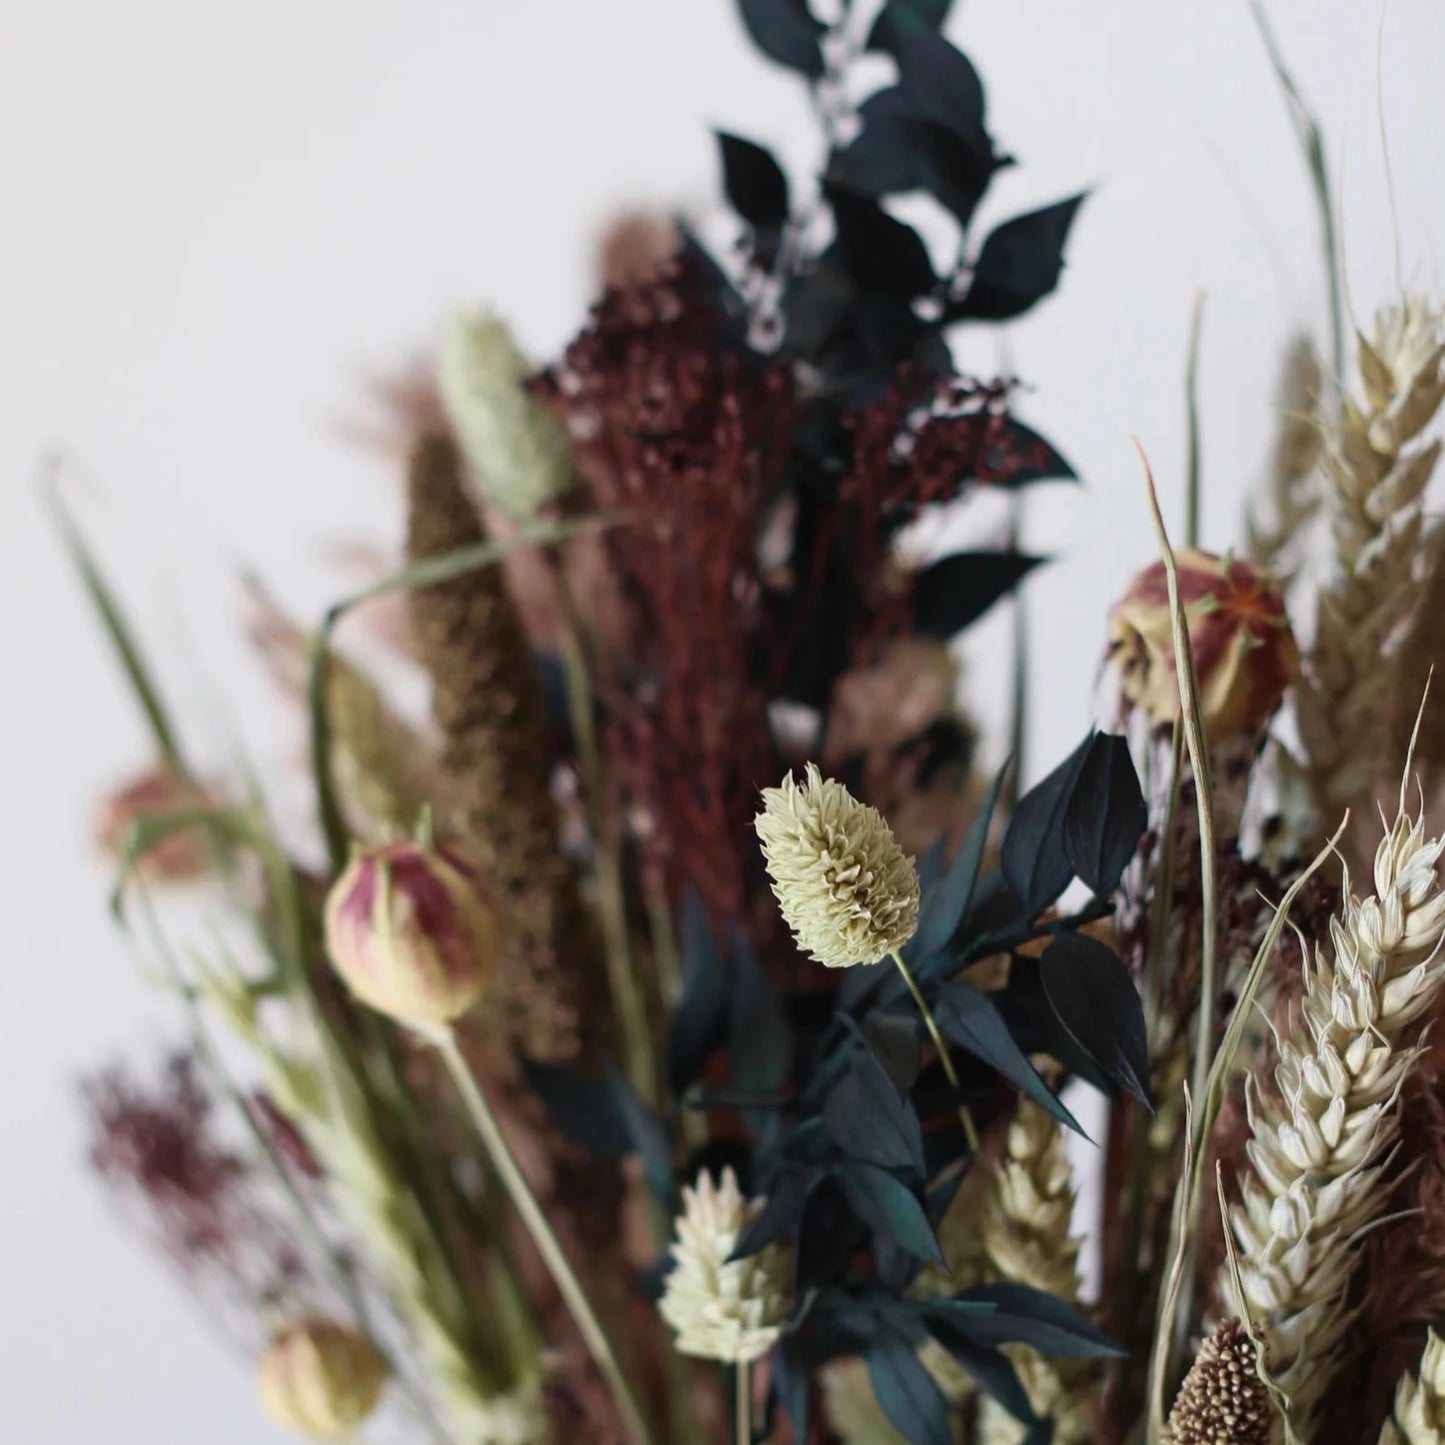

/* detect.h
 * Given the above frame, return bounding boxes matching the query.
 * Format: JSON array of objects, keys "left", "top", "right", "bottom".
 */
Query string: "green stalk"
[{"left": 889, "top": 949, "right": 979, "bottom": 1152}]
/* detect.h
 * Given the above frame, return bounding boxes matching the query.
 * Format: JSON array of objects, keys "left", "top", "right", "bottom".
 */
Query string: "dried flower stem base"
[{"left": 426, "top": 1026, "right": 656, "bottom": 1445}]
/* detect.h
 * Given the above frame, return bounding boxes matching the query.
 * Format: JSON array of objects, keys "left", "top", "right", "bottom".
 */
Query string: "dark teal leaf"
[
  {"left": 731, "top": 1171, "right": 808, "bottom": 1259},
  {"left": 861, "top": 1011, "right": 923, "bottom": 1093},
  {"left": 610, "top": 1074, "right": 675, "bottom": 1202},
  {"left": 522, "top": 1062, "right": 631, "bottom": 1157},
  {"left": 973, "top": 418, "right": 1078, "bottom": 488},
  {"left": 867, "top": 0, "right": 955, "bottom": 51},
  {"left": 868, "top": 1322, "right": 953, "bottom": 1445},
  {"left": 835, "top": 1163, "right": 945, "bottom": 1265},
  {"left": 824, "top": 183, "right": 937, "bottom": 299},
  {"left": 729, "top": 929, "right": 793, "bottom": 1108},
  {"left": 796, "top": 1175, "right": 866, "bottom": 1290},
  {"left": 822, "top": 1044, "right": 926, "bottom": 1175},
  {"left": 895, "top": 29, "right": 986, "bottom": 140},
  {"left": 923, "top": 1320, "right": 1038, "bottom": 1427},
  {"left": 1040, "top": 933, "right": 1152, "bottom": 1108},
  {"left": 736, "top": 0, "right": 825, "bottom": 77},
  {"left": 904, "top": 117, "right": 999, "bottom": 224},
  {"left": 772, "top": 1340, "right": 811, "bottom": 1441},
  {"left": 1063, "top": 732, "right": 1146, "bottom": 898},
  {"left": 960, "top": 193, "right": 1087, "bottom": 321},
  {"left": 1000, "top": 733, "right": 1093, "bottom": 918},
  {"left": 907, "top": 760, "right": 1009, "bottom": 960},
  {"left": 715, "top": 130, "right": 791, "bottom": 229},
  {"left": 666, "top": 888, "right": 730, "bottom": 1097},
  {"left": 948, "top": 1282, "right": 1128, "bottom": 1359},
  {"left": 932, "top": 982, "right": 1084, "bottom": 1137},
  {"left": 912, "top": 552, "right": 1045, "bottom": 640},
  {"left": 834, "top": 88, "right": 932, "bottom": 197}
]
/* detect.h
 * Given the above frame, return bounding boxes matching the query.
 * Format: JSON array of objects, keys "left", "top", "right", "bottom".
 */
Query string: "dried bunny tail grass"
[
  {"left": 1380, "top": 1331, "right": 1445, "bottom": 1445},
  {"left": 973, "top": 1101, "right": 1097, "bottom": 1445},
  {"left": 1245, "top": 334, "right": 1325, "bottom": 577},
  {"left": 406, "top": 431, "right": 600, "bottom": 1062},
  {"left": 1298, "top": 298, "right": 1445, "bottom": 816},
  {"left": 1163, "top": 1319, "right": 1272, "bottom": 1445},
  {"left": 1224, "top": 799, "right": 1445, "bottom": 1435}
]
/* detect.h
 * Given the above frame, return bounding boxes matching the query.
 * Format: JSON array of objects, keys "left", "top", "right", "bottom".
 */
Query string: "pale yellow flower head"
[
  {"left": 658, "top": 1168, "right": 790, "bottom": 1364},
  {"left": 257, "top": 1318, "right": 389, "bottom": 1440},
  {"left": 756, "top": 763, "right": 920, "bottom": 968}
]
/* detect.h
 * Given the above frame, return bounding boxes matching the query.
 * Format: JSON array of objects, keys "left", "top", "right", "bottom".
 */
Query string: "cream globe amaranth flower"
[
  {"left": 755, "top": 763, "right": 921, "bottom": 968},
  {"left": 658, "top": 1167, "right": 790, "bottom": 1365},
  {"left": 437, "top": 306, "right": 573, "bottom": 521}
]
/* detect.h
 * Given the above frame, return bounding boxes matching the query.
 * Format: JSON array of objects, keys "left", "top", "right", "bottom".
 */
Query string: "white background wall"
[{"left": 4, "top": 1, "right": 1444, "bottom": 1439}]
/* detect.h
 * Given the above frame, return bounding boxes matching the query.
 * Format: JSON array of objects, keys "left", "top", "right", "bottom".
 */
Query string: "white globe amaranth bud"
[
  {"left": 257, "top": 1317, "right": 389, "bottom": 1440},
  {"left": 755, "top": 763, "right": 920, "bottom": 968},
  {"left": 658, "top": 1167, "right": 790, "bottom": 1365},
  {"left": 437, "top": 307, "right": 573, "bottom": 521},
  {"left": 323, "top": 839, "right": 497, "bottom": 1025}
]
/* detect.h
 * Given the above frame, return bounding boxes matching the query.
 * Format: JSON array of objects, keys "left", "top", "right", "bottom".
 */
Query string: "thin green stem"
[
  {"left": 430, "top": 1028, "right": 657, "bottom": 1445},
  {"left": 736, "top": 1360, "right": 751, "bottom": 1445},
  {"left": 1184, "top": 294, "right": 1205, "bottom": 547},
  {"left": 889, "top": 950, "right": 979, "bottom": 1152}
]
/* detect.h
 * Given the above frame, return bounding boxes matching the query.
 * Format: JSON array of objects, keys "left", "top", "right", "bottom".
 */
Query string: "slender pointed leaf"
[{"left": 835, "top": 1163, "right": 945, "bottom": 1266}]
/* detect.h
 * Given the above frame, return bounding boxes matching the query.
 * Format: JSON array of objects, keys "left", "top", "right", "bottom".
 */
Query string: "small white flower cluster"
[
  {"left": 1381, "top": 1329, "right": 1445, "bottom": 1445},
  {"left": 658, "top": 1168, "right": 790, "bottom": 1365},
  {"left": 1227, "top": 808, "right": 1445, "bottom": 1434},
  {"left": 437, "top": 307, "right": 573, "bottom": 521},
  {"left": 755, "top": 763, "right": 920, "bottom": 969}
]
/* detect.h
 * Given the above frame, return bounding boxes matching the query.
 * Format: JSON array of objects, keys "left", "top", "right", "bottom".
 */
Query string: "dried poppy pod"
[
  {"left": 323, "top": 838, "right": 497, "bottom": 1025},
  {"left": 1108, "top": 548, "right": 1299, "bottom": 741},
  {"left": 257, "top": 1318, "right": 389, "bottom": 1440}
]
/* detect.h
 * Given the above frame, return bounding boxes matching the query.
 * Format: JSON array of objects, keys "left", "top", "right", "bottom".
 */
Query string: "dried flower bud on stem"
[{"left": 257, "top": 1317, "right": 389, "bottom": 1440}]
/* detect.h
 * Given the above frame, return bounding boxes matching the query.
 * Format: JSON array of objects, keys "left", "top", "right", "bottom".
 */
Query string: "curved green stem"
[
  {"left": 889, "top": 950, "right": 979, "bottom": 1152},
  {"left": 429, "top": 1028, "right": 657, "bottom": 1445}
]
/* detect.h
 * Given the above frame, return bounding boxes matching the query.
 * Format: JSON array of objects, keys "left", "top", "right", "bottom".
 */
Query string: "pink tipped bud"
[
  {"left": 323, "top": 840, "right": 497, "bottom": 1025},
  {"left": 94, "top": 765, "right": 216, "bottom": 883},
  {"left": 1108, "top": 548, "right": 1299, "bottom": 740}
]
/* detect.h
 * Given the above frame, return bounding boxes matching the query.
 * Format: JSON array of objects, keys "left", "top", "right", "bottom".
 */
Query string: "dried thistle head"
[
  {"left": 1108, "top": 547, "right": 1299, "bottom": 740},
  {"left": 756, "top": 763, "right": 921, "bottom": 968},
  {"left": 657, "top": 1168, "right": 790, "bottom": 1364},
  {"left": 1163, "top": 1319, "right": 1271, "bottom": 1445}
]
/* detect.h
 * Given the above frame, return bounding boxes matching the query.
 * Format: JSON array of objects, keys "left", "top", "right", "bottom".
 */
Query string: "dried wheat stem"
[
  {"left": 1299, "top": 300, "right": 1445, "bottom": 817},
  {"left": 1380, "top": 1330, "right": 1445, "bottom": 1444},
  {"left": 1225, "top": 803, "right": 1445, "bottom": 1435}
]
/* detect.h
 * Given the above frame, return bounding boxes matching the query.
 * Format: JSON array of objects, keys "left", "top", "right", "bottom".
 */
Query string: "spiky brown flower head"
[
  {"left": 323, "top": 838, "right": 496, "bottom": 1025},
  {"left": 658, "top": 1167, "right": 790, "bottom": 1364},
  {"left": 1108, "top": 548, "right": 1299, "bottom": 742},
  {"left": 1162, "top": 1320, "right": 1271, "bottom": 1445},
  {"left": 437, "top": 307, "right": 573, "bottom": 522},
  {"left": 94, "top": 764, "right": 216, "bottom": 882},
  {"left": 1380, "top": 1330, "right": 1445, "bottom": 1444},
  {"left": 257, "top": 1317, "right": 389, "bottom": 1440},
  {"left": 756, "top": 764, "right": 921, "bottom": 968},
  {"left": 406, "top": 429, "right": 598, "bottom": 1060},
  {"left": 1225, "top": 805, "right": 1445, "bottom": 1431}
]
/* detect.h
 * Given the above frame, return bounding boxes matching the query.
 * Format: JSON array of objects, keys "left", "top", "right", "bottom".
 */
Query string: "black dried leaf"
[
  {"left": 772, "top": 1340, "right": 811, "bottom": 1442},
  {"left": 822, "top": 1043, "right": 927, "bottom": 1176},
  {"left": 716, "top": 130, "right": 791, "bottom": 229},
  {"left": 869, "top": 1322, "right": 954, "bottom": 1445},
  {"left": 959, "top": 193, "right": 1087, "bottom": 322},
  {"left": 932, "top": 981, "right": 1084, "bottom": 1136},
  {"left": 522, "top": 1061, "right": 631, "bottom": 1158},
  {"left": 729, "top": 929, "right": 793, "bottom": 1107},
  {"left": 834, "top": 1163, "right": 945, "bottom": 1265},
  {"left": 824, "top": 183, "right": 937, "bottom": 299},
  {"left": 995, "top": 954, "right": 1117, "bottom": 1099},
  {"left": 834, "top": 88, "right": 933, "bottom": 197},
  {"left": 667, "top": 889, "right": 731, "bottom": 1097},
  {"left": 907, "top": 760, "right": 1008, "bottom": 962},
  {"left": 862, "top": 1010, "right": 924, "bottom": 1093},
  {"left": 905, "top": 118, "right": 999, "bottom": 225},
  {"left": 895, "top": 29, "right": 986, "bottom": 141},
  {"left": 922, "top": 1317, "right": 1039, "bottom": 1428},
  {"left": 731, "top": 1170, "right": 809, "bottom": 1259},
  {"left": 868, "top": 0, "right": 955, "bottom": 52},
  {"left": 950, "top": 1282, "right": 1128, "bottom": 1359},
  {"left": 1039, "top": 932, "right": 1152, "bottom": 1107},
  {"left": 1063, "top": 732, "right": 1146, "bottom": 898},
  {"left": 913, "top": 552, "right": 1045, "bottom": 641},
  {"left": 796, "top": 1175, "right": 866, "bottom": 1290},
  {"left": 973, "top": 417, "right": 1078, "bottom": 488},
  {"left": 610, "top": 1074, "right": 675, "bottom": 1203},
  {"left": 736, "top": 0, "right": 826, "bottom": 77},
  {"left": 1000, "top": 733, "right": 1093, "bottom": 919}
]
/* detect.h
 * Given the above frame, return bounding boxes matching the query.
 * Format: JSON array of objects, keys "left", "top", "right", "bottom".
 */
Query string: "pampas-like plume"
[
  {"left": 1298, "top": 299, "right": 1445, "bottom": 816},
  {"left": 1380, "top": 1331, "right": 1445, "bottom": 1444},
  {"left": 1245, "top": 335, "right": 1324, "bottom": 578},
  {"left": 973, "top": 1101, "right": 1096, "bottom": 1445},
  {"left": 1163, "top": 1319, "right": 1271, "bottom": 1445},
  {"left": 1224, "top": 800, "right": 1445, "bottom": 1434},
  {"left": 406, "top": 431, "right": 599, "bottom": 1061}
]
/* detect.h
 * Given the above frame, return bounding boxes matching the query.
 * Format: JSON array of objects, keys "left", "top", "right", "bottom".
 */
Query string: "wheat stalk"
[
  {"left": 1380, "top": 1330, "right": 1445, "bottom": 1444},
  {"left": 1298, "top": 299, "right": 1445, "bottom": 817},
  {"left": 1224, "top": 799, "right": 1445, "bottom": 1435}
]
